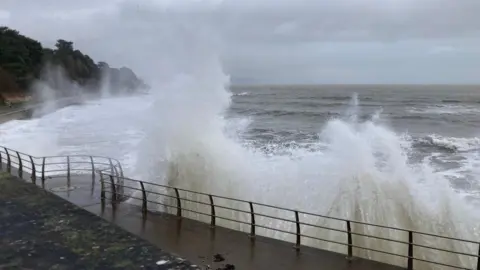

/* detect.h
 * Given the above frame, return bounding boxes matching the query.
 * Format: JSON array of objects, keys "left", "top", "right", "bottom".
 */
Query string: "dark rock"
[
  {"left": 216, "top": 264, "right": 235, "bottom": 270},
  {"left": 213, "top": 254, "right": 225, "bottom": 262}
]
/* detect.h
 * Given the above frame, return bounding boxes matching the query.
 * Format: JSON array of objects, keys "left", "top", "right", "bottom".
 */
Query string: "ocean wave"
[
  {"left": 416, "top": 135, "right": 480, "bottom": 152},
  {"left": 233, "top": 91, "right": 249, "bottom": 96},
  {"left": 442, "top": 99, "right": 463, "bottom": 104},
  {"left": 408, "top": 105, "right": 480, "bottom": 115},
  {"left": 249, "top": 109, "right": 340, "bottom": 118}
]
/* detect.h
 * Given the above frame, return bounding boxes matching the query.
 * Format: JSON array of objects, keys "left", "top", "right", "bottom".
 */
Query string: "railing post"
[
  {"left": 108, "top": 158, "right": 122, "bottom": 200},
  {"left": 108, "top": 158, "right": 114, "bottom": 176},
  {"left": 41, "top": 157, "right": 46, "bottom": 186},
  {"left": 100, "top": 172, "right": 105, "bottom": 202},
  {"left": 408, "top": 231, "right": 413, "bottom": 270},
  {"left": 112, "top": 166, "right": 123, "bottom": 200},
  {"left": 109, "top": 174, "right": 117, "bottom": 203},
  {"left": 117, "top": 162, "right": 124, "bottom": 198},
  {"left": 140, "top": 181, "right": 147, "bottom": 214},
  {"left": 66, "top": 156, "right": 70, "bottom": 184},
  {"left": 0, "top": 151, "right": 2, "bottom": 170},
  {"left": 16, "top": 151, "right": 22, "bottom": 178},
  {"left": 30, "top": 156, "right": 36, "bottom": 184},
  {"left": 174, "top": 188, "right": 182, "bottom": 217},
  {"left": 90, "top": 156, "right": 95, "bottom": 184},
  {"left": 294, "top": 210, "right": 301, "bottom": 249},
  {"left": 5, "top": 148, "right": 11, "bottom": 173},
  {"left": 117, "top": 161, "right": 124, "bottom": 178},
  {"left": 249, "top": 202, "right": 256, "bottom": 238},
  {"left": 209, "top": 195, "right": 215, "bottom": 228},
  {"left": 346, "top": 220, "right": 353, "bottom": 260}
]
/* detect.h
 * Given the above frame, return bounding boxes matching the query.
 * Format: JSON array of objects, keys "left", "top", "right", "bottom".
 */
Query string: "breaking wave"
[
  {"left": 1, "top": 1, "right": 479, "bottom": 269},
  {"left": 416, "top": 135, "right": 480, "bottom": 152}
]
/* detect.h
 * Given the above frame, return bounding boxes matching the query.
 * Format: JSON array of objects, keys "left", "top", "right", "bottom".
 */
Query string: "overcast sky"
[{"left": 2, "top": 0, "right": 480, "bottom": 84}]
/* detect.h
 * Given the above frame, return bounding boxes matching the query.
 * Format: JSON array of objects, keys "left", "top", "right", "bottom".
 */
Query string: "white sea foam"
[{"left": 1, "top": 1, "right": 479, "bottom": 269}]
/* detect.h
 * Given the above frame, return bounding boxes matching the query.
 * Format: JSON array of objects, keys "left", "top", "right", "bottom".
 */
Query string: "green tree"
[{"left": 0, "top": 26, "right": 144, "bottom": 98}]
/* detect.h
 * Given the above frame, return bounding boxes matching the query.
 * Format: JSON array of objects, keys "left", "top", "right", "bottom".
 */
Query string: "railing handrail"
[
  {"left": 0, "top": 145, "right": 124, "bottom": 188},
  {"left": 99, "top": 172, "right": 480, "bottom": 270},
  {"left": 1, "top": 145, "right": 122, "bottom": 163},
  {"left": 1, "top": 144, "right": 478, "bottom": 270},
  {"left": 101, "top": 173, "right": 479, "bottom": 245}
]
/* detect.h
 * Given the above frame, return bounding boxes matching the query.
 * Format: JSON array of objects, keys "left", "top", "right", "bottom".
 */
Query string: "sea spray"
[
  {"left": 0, "top": 1, "right": 479, "bottom": 269},
  {"left": 137, "top": 87, "right": 480, "bottom": 269}
]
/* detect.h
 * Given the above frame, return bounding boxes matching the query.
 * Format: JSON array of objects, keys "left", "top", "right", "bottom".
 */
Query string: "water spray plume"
[{"left": 0, "top": 1, "right": 479, "bottom": 269}]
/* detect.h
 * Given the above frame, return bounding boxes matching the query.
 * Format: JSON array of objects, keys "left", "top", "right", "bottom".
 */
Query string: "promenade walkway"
[
  {"left": 0, "top": 172, "right": 199, "bottom": 269},
  {"left": 42, "top": 173, "right": 403, "bottom": 270}
]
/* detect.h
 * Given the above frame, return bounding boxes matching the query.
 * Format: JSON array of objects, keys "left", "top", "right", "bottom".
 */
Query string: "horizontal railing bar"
[
  {"left": 137, "top": 196, "right": 462, "bottom": 269},
  {"left": 1, "top": 145, "right": 478, "bottom": 270},
  {"left": 348, "top": 242, "right": 409, "bottom": 259},
  {"left": 115, "top": 193, "right": 143, "bottom": 202},
  {"left": 40, "top": 154, "right": 120, "bottom": 160},
  {"left": 145, "top": 202, "right": 469, "bottom": 269},
  {"left": 412, "top": 242, "right": 479, "bottom": 258},
  {"left": 107, "top": 178, "right": 357, "bottom": 226},
  {"left": 114, "top": 184, "right": 263, "bottom": 219},
  {"left": 138, "top": 197, "right": 464, "bottom": 269},
  {"left": 300, "top": 222, "right": 409, "bottom": 245},
  {"left": 113, "top": 184, "right": 324, "bottom": 231},
  {"left": 106, "top": 188, "right": 480, "bottom": 268},
  {"left": 45, "top": 175, "right": 68, "bottom": 179},
  {"left": 43, "top": 161, "right": 111, "bottom": 166},
  {"left": 106, "top": 192, "right": 334, "bottom": 240},
  {"left": 105, "top": 192, "right": 201, "bottom": 218},
  {"left": 108, "top": 183, "right": 221, "bottom": 210},
  {"left": 411, "top": 256, "right": 470, "bottom": 270},
  {"left": 42, "top": 168, "right": 95, "bottom": 173},
  {"left": 104, "top": 174, "right": 480, "bottom": 246},
  {"left": 0, "top": 147, "right": 122, "bottom": 163},
  {"left": 109, "top": 190, "right": 256, "bottom": 227},
  {"left": 42, "top": 169, "right": 73, "bottom": 173},
  {"left": 139, "top": 189, "right": 354, "bottom": 237},
  {"left": 36, "top": 162, "right": 120, "bottom": 168}
]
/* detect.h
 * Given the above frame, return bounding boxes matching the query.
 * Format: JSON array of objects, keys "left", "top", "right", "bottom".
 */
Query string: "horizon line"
[{"left": 230, "top": 83, "right": 480, "bottom": 87}]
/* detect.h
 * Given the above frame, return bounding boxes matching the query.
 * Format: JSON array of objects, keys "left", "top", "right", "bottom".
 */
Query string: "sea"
[
  {"left": 230, "top": 85, "right": 480, "bottom": 193},
  {"left": 0, "top": 84, "right": 480, "bottom": 269}
]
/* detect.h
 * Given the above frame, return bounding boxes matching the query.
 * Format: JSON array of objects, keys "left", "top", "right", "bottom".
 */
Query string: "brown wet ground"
[{"left": 42, "top": 174, "right": 404, "bottom": 270}]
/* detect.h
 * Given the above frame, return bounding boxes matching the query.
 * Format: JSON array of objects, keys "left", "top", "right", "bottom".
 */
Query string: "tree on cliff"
[
  {"left": 0, "top": 26, "right": 143, "bottom": 98},
  {"left": 0, "top": 27, "right": 44, "bottom": 89}
]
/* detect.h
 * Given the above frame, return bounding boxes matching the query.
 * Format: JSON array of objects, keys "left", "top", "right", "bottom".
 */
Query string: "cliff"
[{"left": 0, "top": 26, "right": 144, "bottom": 104}]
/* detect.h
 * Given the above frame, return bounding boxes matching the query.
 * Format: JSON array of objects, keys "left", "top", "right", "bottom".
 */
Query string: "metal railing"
[
  {"left": 1, "top": 143, "right": 479, "bottom": 270},
  {"left": 99, "top": 173, "right": 480, "bottom": 270},
  {"left": 0, "top": 146, "right": 124, "bottom": 191}
]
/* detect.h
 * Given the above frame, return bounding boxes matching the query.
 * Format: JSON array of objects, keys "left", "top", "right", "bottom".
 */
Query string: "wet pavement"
[
  {"left": 0, "top": 168, "right": 404, "bottom": 270},
  {"left": 40, "top": 173, "right": 403, "bottom": 270},
  {"left": 0, "top": 172, "right": 199, "bottom": 270}
]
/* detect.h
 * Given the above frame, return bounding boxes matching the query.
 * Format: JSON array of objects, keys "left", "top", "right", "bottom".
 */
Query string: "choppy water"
[
  {"left": 230, "top": 85, "right": 480, "bottom": 192},
  {"left": 2, "top": 83, "right": 480, "bottom": 269},
  {"left": 3, "top": 0, "right": 480, "bottom": 267}
]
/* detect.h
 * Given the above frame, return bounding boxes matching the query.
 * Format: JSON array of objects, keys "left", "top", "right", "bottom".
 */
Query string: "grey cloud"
[
  {"left": 2, "top": 0, "right": 480, "bottom": 84},
  {"left": 213, "top": 0, "right": 480, "bottom": 42}
]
